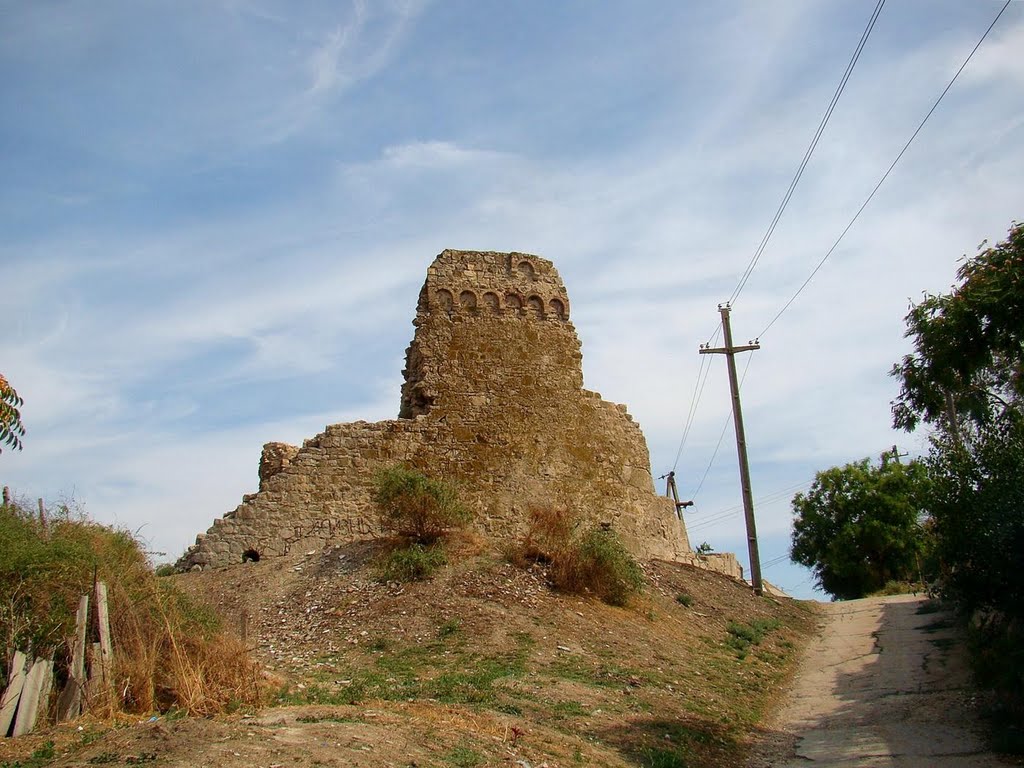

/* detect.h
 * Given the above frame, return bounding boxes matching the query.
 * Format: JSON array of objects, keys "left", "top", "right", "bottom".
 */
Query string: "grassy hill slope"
[{"left": 2, "top": 540, "right": 816, "bottom": 768}]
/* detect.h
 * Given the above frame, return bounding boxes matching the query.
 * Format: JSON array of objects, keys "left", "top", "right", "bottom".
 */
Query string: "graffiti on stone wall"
[{"left": 280, "top": 516, "right": 378, "bottom": 554}]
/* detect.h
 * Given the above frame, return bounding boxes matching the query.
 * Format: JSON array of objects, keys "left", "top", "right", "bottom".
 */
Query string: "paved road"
[{"left": 750, "top": 594, "right": 1009, "bottom": 767}]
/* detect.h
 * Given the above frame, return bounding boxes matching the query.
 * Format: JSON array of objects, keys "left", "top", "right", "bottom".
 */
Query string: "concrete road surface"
[{"left": 749, "top": 594, "right": 1011, "bottom": 767}]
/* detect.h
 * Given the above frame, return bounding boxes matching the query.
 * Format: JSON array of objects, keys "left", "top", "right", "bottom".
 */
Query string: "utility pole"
[
  {"left": 658, "top": 471, "right": 693, "bottom": 519},
  {"left": 699, "top": 303, "right": 763, "bottom": 596}
]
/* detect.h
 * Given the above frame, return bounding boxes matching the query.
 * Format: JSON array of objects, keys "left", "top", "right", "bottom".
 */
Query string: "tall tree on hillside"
[
  {"left": 892, "top": 221, "right": 1024, "bottom": 620},
  {"left": 891, "top": 221, "right": 1024, "bottom": 433},
  {"left": 790, "top": 454, "right": 930, "bottom": 600},
  {"left": 0, "top": 373, "right": 25, "bottom": 455}
]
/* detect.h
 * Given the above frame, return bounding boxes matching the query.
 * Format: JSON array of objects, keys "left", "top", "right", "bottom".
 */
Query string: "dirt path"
[{"left": 749, "top": 594, "right": 1010, "bottom": 767}]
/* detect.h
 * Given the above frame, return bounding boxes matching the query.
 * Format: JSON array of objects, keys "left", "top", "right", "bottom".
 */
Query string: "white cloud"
[
  {"left": 307, "top": 9, "right": 365, "bottom": 95},
  {"left": 381, "top": 141, "right": 508, "bottom": 170},
  {"left": 959, "top": 14, "right": 1024, "bottom": 86},
  {"left": 2, "top": 1, "right": 1022, "bottom": 598}
]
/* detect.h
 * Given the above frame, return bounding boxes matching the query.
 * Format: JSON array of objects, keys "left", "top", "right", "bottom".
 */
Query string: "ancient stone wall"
[{"left": 177, "top": 250, "right": 697, "bottom": 571}]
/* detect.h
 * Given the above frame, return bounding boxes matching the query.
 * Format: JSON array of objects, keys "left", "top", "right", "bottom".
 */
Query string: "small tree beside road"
[{"left": 790, "top": 455, "right": 930, "bottom": 600}]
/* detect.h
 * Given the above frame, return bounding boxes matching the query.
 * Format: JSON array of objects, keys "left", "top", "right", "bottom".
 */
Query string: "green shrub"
[
  {"left": 676, "top": 593, "right": 693, "bottom": 607},
  {"left": 554, "top": 525, "right": 645, "bottom": 607},
  {"left": 372, "top": 465, "right": 471, "bottom": 544},
  {"left": 968, "top": 615, "right": 1024, "bottom": 752},
  {"left": 377, "top": 543, "right": 447, "bottom": 582}
]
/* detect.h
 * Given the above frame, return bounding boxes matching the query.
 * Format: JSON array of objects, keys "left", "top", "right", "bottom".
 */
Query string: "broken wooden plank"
[
  {"left": 12, "top": 658, "right": 53, "bottom": 737},
  {"left": 56, "top": 594, "right": 90, "bottom": 721},
  {"left": 0, "top": 651, "right": 28, "bottom": 737}
]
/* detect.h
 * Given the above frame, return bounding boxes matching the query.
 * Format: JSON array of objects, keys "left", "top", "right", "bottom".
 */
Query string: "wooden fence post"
[{"left": 87, "top": 582, "right": 114, "bottom": 713}]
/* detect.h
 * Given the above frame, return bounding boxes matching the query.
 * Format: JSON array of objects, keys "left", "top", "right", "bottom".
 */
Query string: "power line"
[
  {"left": 688, "top": 353, "right": 754, "bottom": 500},
  {"left": 684, "top": 2, "right": 886, "bottom": 574},
  {"left": 686, "top": 478, "right": 813, "bottom": 534},
  {"left": 671, "top": 326, "right": 723, "bottom": 472},
  {"left": 758, "top": 0, "right": 1013, "bottom": 339},
  {"left": 671, "top": 351, "right": 712, "bottom": 470},
  {"left": 685, "top": 440, "right": 903, "bottom": 534},
  {"left": 763, "top": 553, "right": 791, "bottom": 569},
  {"left": 687, "top": 510, "right": 742, "bottom": 535},
  {"left": 729, "top": 0, "right": 886, "bottom": 305}
]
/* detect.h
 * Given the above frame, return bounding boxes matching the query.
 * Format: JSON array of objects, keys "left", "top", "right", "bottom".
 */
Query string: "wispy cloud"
[
  {"left": 1, "top": 1, "right": 1021, "bottom": 600},
  {"left": 381, "top": 141, "right": 508, "bottom": 169}
]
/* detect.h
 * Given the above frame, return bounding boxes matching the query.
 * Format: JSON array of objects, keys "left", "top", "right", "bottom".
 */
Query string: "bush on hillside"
[
  {"left": 511, "top": 506, "right": 645, "bottom": 607},
  {"left": 372, "top": 465, "right": 471, "bottom": 544},
  {"left": 0, "top": 498, "right": 261, "bottom": 716},
  {"left": 555, "top": 525, "right": 645, "bottom": 607}
]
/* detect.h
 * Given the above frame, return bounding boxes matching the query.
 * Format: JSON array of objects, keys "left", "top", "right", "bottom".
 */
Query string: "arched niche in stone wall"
[
  {"left": 459, "top": 290, "right": 478, "bottom": 310},
  {"left": 505, "top": 293, "right": 523, "bottom": 312},
  {"left": 435, "top": 289, "right": 454, "bottom": 312},
  {"left": 527, "top": 295, "right": 545, "bottom": 317},
  {"left": 482, "top": 291, "right": 501, "bottom": 313},
  {"left": 548, "top": 297, "right": 568, "bottom": 320},
  {"left": 517, "top": 260, "right": 537, "bottom": 281}
]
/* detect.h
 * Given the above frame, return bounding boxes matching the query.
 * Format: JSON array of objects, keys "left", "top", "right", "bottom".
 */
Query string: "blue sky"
[{"left": 2, "top": 1, "right": 1022, "bottom": 599}]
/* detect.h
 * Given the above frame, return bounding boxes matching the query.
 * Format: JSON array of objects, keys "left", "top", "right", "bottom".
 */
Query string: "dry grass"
[
  {"left": 0, "top": 499, "right": 261, "bottom": 717},
  {"left": 509, "top": 506, "right": 644, "bottom": 606}
]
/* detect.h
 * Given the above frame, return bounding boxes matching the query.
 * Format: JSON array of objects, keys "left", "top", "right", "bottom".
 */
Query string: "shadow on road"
[{"left": 748, "top": 594, "right": 1007, "bottom": 767}]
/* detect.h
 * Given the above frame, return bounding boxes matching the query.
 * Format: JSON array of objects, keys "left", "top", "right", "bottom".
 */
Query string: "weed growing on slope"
[
  {"left": 725, "top": 618, "right": 782, "bottom": 658},
  {"left": 376, "top": 542, "right": 447, "bottom": 582},
  {"left": 276, "top": 631, "right": 534, "bottom": 710}
]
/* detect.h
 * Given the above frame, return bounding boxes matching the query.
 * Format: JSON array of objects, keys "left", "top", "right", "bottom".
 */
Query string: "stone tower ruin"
[{"left": 177, "top": 250, "right": 703, "bottom": 571}]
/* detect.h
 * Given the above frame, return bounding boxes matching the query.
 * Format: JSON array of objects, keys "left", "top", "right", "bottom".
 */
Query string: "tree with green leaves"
[
  {"left": 891, "top": 221, "right": 1023, "bottom": 433},
  {"left": 925, "top": 417, "right": 1024, "bottom": 616},
  {"left": 0, "top": 374, "right": 25, "bottom": 455},
  {"left": 891, "top": 220, "right": 1024, "bottom": 618},
  {"left": 790, "top": 455, "right": 930, "bottom": 600},
  {"left": 891, "top": 221, "right": 1024, "bottom": 725}
]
